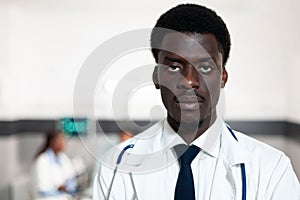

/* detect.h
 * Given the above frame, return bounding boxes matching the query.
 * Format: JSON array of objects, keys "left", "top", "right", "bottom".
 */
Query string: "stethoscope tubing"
[{"left": 227, "top": 126, "right": 247, "bottom": 200}]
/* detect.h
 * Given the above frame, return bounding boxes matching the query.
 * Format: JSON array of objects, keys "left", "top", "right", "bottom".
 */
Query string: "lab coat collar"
[
  {"left": 115, "top": 119, "right": 251, "bottom": 172},
  {"left": 162, "top": 117, "right": 221, "bottom": 158},
  {"left": 45, "top": 148, "right": 61, "bottom": 165},
  {"left": 220, "top": 123, "right": 251, "bottom": 166}
]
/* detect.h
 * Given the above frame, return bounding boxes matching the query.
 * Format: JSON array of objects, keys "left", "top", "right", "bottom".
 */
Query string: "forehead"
[{"left": 159, "top": 32, "right": 220, "bottom": 62}]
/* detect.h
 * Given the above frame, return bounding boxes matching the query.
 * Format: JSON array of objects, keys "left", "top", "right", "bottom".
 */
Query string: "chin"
[
  {"left": 180, "top": 119, "right": 202, "bottom": 126},
  {"left": 177, "top": 112, "right": 202, "bottom": 124},
  {"left": 179, "top": 110, "right": 216, "bottom": 124}
]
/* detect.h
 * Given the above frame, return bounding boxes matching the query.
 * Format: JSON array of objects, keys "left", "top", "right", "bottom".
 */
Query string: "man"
[{"left": 93, "top": 4, "right": 300, "bottom": 200}]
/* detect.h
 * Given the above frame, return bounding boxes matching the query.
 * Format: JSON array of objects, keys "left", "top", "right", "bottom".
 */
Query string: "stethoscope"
[
  {"left": 106, "top": 144, "right": 138, "bottom": 200},
  {"left": 226, "top": 126, "right": 247, "bottom": 200},
  {"left": 106, "top": 126, "right": 247, "bottom": 200}
]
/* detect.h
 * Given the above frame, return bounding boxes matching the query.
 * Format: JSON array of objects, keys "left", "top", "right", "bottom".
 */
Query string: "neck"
[
  {"left": 53, "top": 150, "right": 59, "bottom": 155},
  {"left": 50, "top": 147, "right": 59, "bottom": 155},
  {"left": 167, "top": 111, "right": 217, "bottom": 144}
]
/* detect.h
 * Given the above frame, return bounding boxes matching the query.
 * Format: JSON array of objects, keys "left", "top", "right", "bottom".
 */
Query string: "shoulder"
[
  {"left": 100, "top": 120, "right": 165, "bottom": 167},
  {"left": 229, "top": 129, "right": 293, "bottom": 180},
  {"left": 58, "top": 152, "right": 71, "bottom": 161},
  {"left": 233, "top": 130, "right": 285, "bottom": 161},
  {"left": 221, "top": 122, "right": 290, "bottom": 170},
  {"left": 34, "top": 152, "right": 51, "bottom": 173},
  {"left": 35, "top": 152, "right": 48, "bottom": 165},
  {"left": 231, "top": 130, "right": 300, "bottom": 196}
]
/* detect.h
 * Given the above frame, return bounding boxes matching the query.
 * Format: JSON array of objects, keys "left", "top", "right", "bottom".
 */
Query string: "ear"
[
  {"left": 221, "top": 67, "right": 228, "bottom": 88},
  {"left": 153, "top": 66, "right": 160, "bottom": 89}
]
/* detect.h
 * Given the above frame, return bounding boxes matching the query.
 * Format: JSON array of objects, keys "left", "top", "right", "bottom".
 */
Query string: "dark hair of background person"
[
  {"left": 34, "top": 131, "right": 61, "bottom": 160},
  {"left": 150, "top": 3, "right": 231, "bottom": 66}
]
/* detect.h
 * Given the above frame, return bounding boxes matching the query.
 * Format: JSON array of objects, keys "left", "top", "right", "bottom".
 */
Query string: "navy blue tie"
[{"left": 174, "top": 144, "right": 200, "bottom": 200}]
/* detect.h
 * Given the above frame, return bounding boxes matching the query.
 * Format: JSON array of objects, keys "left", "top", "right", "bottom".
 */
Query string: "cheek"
[
  {"left": 57, "top": 139, "right": 65, "bottom": 150},
  {"left": 159, "top": 74, "right": 178, "bottom": 90},
  {"left": 61, "top": 139, "right": 66, "bottom": 148},
  {"left": 160, "top": 86, "right": 174, "bottom": 105},
  {"left": 204, "top": 76, "right": 222, "bottom": 103},
  {"left": 159, "top": 76, "right": 178, "bottom": 102}
]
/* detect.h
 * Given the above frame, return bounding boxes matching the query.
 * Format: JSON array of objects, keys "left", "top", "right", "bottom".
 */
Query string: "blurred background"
[{"left": 0, "top": 0, "right": 299, "bottom": 199}]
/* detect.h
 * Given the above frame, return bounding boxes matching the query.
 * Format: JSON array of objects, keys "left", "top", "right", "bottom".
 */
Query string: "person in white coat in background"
[
  {"left": 93, "top": 3, "right": 300, "bottom": 200},
  {"left": 32, "top": 131, "right": 77, "bottom": 200}
]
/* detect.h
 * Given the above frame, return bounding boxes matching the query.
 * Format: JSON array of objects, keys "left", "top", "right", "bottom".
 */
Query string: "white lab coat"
[
  {"left": 32, "top": 149, "right": 77, "bottom": 200},
  {"left": 93, "top": 119, "right": 300, "bottom": 200}
]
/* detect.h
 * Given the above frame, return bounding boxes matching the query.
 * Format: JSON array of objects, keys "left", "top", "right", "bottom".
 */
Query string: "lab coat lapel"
[
  {"left": 120, "top": 120, "right": 174, "bottom": 173},
  {"left": 218, "top": 123, "right": 251, "bottom": 199},
  {"left": 221, "top": 123, "right": 251, "bottom": 165},
  {"left": 121, "top": 146, "right": 173, "bottom": 200}
]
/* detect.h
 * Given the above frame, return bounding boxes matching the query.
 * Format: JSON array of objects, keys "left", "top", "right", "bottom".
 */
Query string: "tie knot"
[{"left": 174, "top": 144, "right": 200, "bottom": 164}]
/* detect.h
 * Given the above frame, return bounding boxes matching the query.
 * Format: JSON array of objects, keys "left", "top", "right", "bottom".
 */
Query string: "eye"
[
  {"left": 168, "top": 65, "right": 181, "bottom": 72},
  {"left": 197, "top": 63, "right": 214, "bottom": 74},
  {"left": 157, "top": 63, "right": 181, "bottom": 73}
]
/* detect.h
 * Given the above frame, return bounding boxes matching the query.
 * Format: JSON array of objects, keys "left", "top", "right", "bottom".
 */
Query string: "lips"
[{"left": 175, "top": 95, "right": 204, "bottom": 110}]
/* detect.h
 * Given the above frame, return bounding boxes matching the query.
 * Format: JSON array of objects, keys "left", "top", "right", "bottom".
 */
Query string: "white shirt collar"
[{"left": 161, "top": 117, "right": 222, "bottom": 158}]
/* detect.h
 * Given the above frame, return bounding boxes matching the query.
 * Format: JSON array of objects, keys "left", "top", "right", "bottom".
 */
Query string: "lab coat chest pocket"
[{"left": 210, "top": 163, "right": 242, "bottom": 200}]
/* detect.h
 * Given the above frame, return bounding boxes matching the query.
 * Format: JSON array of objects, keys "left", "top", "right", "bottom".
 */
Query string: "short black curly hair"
[{"left": 151, "top": 4, "right": 231, "bottom": 66}]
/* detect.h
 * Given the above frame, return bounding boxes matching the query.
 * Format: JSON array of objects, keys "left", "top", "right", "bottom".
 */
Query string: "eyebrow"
[
  {"left": 163, "top": 56, "right": 214, "bottom": 63},
  {"left": 163, "top": 56, "right": 182, "bottom": 63}
]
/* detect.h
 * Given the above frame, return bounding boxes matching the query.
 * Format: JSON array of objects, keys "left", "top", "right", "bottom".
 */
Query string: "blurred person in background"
[
  {"left": 32, "top": 131, "right": 77, "bottom": 200},
  {"left": 119, "top": 131, "right": 133, "bottom": 142}
]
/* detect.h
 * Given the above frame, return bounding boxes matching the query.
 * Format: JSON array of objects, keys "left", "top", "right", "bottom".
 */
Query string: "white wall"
[
  {"left": 0, "top": 1, "right": 11, "bottom": 118},
  {"left": 287, "top": 0, "right": 300, "bottom": 123},
  {"left": 0, "top": 0, "right": 299, "bottom": 121},
  {"left": 224, "top": 0, "right": 289, "bottom": 120}
]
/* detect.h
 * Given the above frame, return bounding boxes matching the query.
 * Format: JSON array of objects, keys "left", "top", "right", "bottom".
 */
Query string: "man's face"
[{"left": 153, "top": 32, "right": 227, "bottom": 125}]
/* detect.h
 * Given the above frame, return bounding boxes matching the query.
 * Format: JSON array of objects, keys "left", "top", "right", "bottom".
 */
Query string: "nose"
[{"left": 177, "top": 65, "right": 200, "bottom": 89}]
